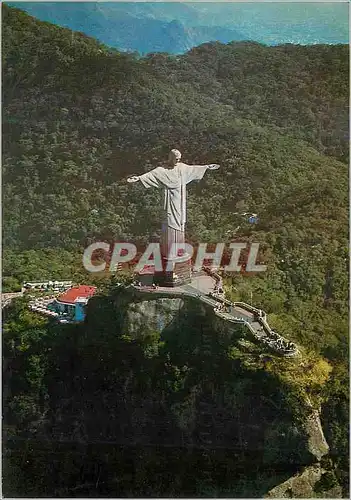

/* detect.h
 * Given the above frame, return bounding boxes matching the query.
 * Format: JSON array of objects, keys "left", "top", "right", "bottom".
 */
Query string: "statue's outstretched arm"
[
  {"left": 189, "top": 163, "right": 220, "bottom": 169},
  {"left": 184, "top": 163, "right": 220, "bottom": 184},
  {"left": 127, "top": 168, "right": 165, "bottom": 189}
]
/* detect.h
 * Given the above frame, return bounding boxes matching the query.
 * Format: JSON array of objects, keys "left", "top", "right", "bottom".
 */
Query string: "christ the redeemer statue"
[{"left": 127, "top": 149, "right": 220, "bottom": 260}]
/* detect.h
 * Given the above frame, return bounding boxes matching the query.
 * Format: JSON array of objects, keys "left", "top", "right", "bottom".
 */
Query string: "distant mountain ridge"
[
  {"left": 7, "top": 1, "right": 348, "bottom": 54},
  {"left": 88, "top": 16, "right": 246, "bottom": 55},
  {"left": 6, "top": 2, "right": 246, "bottom": 54}
]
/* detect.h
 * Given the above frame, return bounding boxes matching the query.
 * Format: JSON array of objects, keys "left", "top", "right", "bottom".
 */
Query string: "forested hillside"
[
  {"left": 2, "top": 5, "right": 349, "bottom": 497},
  {"left": 3, "top": 6, "right": 348, "bottom": 253}
]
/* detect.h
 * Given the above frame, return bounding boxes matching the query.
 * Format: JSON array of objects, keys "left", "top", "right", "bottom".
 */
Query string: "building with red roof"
[
  {"left": 57, "top": 285, "right": 97, "bottom": 305},
  {"left": 55, "top": 285, "right": 97, "bottom": 321}
]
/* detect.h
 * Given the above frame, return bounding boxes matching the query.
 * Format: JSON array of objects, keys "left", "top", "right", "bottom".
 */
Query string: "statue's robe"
[{"left": 138, "top": 162, "right": 212, "bottom": 258}]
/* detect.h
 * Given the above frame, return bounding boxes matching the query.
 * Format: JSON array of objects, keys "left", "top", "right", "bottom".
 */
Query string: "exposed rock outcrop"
[
  {"left": 111, "top": 288, "right": 331, "bottom": 497},
  {"left": 266, "top": 464, "right": 342, "bottom": 498}
]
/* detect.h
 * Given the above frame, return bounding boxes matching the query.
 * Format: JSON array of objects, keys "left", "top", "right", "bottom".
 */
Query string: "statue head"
[{"left": 168, "top": 149, "right": 182, "bottom": 166}]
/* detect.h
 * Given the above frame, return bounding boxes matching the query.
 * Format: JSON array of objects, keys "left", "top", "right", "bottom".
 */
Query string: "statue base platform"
[{"left": 154, "top": 255, "right": 192, "bottom": 287}]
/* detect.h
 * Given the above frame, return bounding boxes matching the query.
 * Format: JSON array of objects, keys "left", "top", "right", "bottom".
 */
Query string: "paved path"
[{"left": 131, "top": 276, "right": 299, "bottom": 357}]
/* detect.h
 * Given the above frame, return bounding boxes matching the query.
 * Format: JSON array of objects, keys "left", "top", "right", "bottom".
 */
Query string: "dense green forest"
[{"left": 2, "top": 4, "right": 349, "bottom": 497}]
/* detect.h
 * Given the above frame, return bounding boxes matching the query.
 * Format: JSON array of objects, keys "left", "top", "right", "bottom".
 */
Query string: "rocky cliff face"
[
  {"left": 109, "top": 287, "right": 335, "bottom": 497},
  {"left": 266, "top": 465, "right": 343, "bottom": 498}
]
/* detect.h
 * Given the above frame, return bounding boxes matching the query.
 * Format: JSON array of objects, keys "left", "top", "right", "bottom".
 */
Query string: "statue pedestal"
[{"left": 155, "top": 254, "right": 192, "bottom": 287}]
